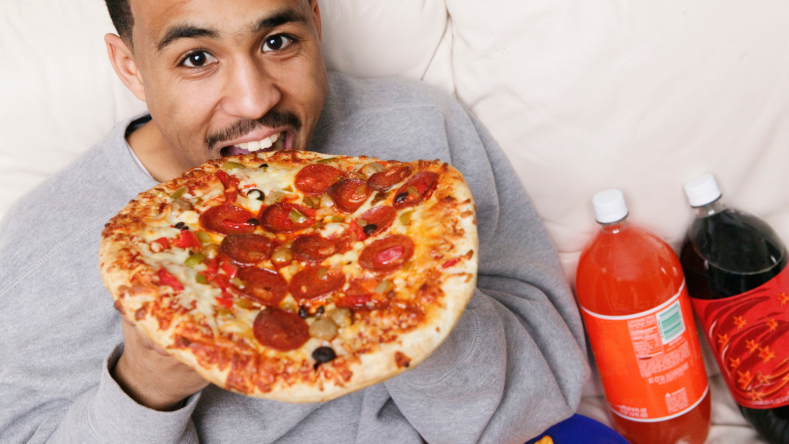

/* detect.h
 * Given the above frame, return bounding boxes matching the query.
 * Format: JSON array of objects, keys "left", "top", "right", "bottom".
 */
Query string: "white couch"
[{"left": 3, "top": 1, "right": 787, "bottom": 442}]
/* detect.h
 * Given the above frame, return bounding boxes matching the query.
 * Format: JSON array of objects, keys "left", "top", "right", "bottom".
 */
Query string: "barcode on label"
[{"left": 656, "top": 300, "right": 685, "bottom": 345}]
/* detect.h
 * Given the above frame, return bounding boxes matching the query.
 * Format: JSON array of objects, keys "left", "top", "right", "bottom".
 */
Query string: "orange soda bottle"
[{"left": 576, "top": 189, "right": 711, "bottom": 444}]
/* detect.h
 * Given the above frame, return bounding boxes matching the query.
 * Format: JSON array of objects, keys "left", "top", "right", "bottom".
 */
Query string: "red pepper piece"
[
  {"left": 173, "top": 230, "right": 202, "bottom": 249},
  {"left": 157, "top": 268, "right": 184, "bottom": 292},
  {"left": 442, "top": 258, "right": 461, "bottom": 269},
  {"left": 221, "top": 261, "right": 238, "bottom": 278},
  {"left": 216, "top": 295, "right": 234, "bottom": 309},
  {"left": 336, "top": 294, "right": 373, "bottom": 308},
  {"left": 213, "top": 274, "right": 230, "bottom": 291},
  {"left": 204, "top": 257, "right": 219, "bottom": 275},
  {"left": 151, "top": 237, "right": 170, "bottom": 251},
  {"left": 216, "top": 170, "right": 241, "bottom": 203},
  {"left": 349, "top": 220, "right": 366, "bottom": 242}
]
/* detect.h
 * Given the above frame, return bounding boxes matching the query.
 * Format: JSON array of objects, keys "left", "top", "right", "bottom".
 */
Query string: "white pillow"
[
  {"left": 447, "top": 0, "right": 789, "bottom": 278},
  {"left": 0, "top": 0, "right": 146, "bottom": 219}
]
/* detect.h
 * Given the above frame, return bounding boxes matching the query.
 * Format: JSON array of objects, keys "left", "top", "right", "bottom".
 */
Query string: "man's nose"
[{"left": 220, "top": 59, "right": 281, "bottom": 120}]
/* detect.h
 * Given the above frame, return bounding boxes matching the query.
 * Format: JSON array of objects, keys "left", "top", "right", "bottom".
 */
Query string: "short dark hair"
[
  {"left": 105, "top": 0, "right": 315, "bottom": 46},
  {"left": 105, "top": 0, "right": 134, "bottom": 44}
]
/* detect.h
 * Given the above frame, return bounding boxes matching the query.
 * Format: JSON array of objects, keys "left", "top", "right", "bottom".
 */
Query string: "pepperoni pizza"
[{"left": 100, "top": 151, "right": 478, "bottom": 402}]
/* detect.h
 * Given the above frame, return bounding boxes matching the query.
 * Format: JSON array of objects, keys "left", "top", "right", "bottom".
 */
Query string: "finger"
[{"left": 121, "top": 314, "right": 170, "bottom": 356}]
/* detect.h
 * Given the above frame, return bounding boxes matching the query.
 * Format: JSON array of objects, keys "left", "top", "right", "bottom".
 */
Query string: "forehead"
[{"left": 130, "top": 0, "right": 308, "bottom": 48}]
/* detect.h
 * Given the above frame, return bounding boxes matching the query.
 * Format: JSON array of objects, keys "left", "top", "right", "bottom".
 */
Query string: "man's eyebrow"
[
  {"left": 157, "top": 25, "right": 219, "bottom": 52},
  {"left": 253, "top": 8, "right": 308, "bottom": 33}
]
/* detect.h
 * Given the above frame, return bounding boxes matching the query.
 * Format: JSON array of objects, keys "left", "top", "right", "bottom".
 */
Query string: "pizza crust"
[{"left": 100, "top": 150, "right": 478, "bottom": 402}]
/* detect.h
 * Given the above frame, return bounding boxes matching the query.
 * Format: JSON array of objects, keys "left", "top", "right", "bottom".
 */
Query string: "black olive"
[
  {"left": 316, "top": 306, "right": 325, "bottom": 317},
  {"left": 363, "top": 224, "right": 378, "bottom": 236},
  {"left": 312, "top": 346, "right": 336, "bottom": 364},
  {"left": 247, "top": 218, "right": 259, "bottom": 226},
  {"left": 298, "top": 306, "right": 308, "bottom": 318},
  {"left": 394, "top": 192, "right": 409, "bottom": 204},
  {"left": 259, "top": 163, "right": 269, "bottom": 169},
  {"left": 247, "top": 189, "right": 265, "bottom": 201},
  {"left": 174, "top": 222, "right": 188, "bottom": 230}
]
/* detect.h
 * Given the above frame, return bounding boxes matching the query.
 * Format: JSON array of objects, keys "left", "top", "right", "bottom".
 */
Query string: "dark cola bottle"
[{"left": 680, "top": 173, "right": 789, "bottom": 443}]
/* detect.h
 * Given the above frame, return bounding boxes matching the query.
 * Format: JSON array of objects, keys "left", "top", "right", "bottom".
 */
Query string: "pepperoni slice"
[
  {"left": 327, "top": 179, "right": 371, "bottom": 213},
  {"left": 200, "top": 205, "right": 257, "bottom": 234},
  {"left": 259, "top": 203, "right": 315, "bottom": 233},
  {"left": 359, "top": 235, "right": 415, "bottom": 273},
  {"left": 220, "top": 233, "right": 272, "bottom": 266},
  {"left": 291, "top": 235, "right": 337, "bottom": 263},
  {"left": 236, "top": 267, "right": 287, "bottom": 306},
  {"left": 289, "top": 267, "right": 346, "bottom": 302},
  {"left": 357, "top": 206, "right": 396, "bottom": 237},
  {"left": 392, "top": 172, "right": 439, "bottom": 209},
  {"left": 253, "top": 308, "right": 310, "bottom": 351},
  {"left": 295, "top": 164, "right": 344, "bottom": 195},
  {"left": 367, "top": 165, "right": 412, "bottom": 191}
]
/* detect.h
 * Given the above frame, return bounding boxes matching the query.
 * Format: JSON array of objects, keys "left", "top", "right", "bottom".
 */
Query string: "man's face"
[{"left": 128, "top": 0, "right": 327, "bottom": 167}]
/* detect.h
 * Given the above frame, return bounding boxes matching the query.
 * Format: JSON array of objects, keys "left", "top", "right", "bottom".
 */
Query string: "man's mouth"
[{"left": 219, "top": 131, "right": 290, "bottom": 157}]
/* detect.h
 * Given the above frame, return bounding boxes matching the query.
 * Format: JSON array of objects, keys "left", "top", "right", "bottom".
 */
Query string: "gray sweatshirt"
[{"left": 0, "top": 73, "right": 588, "bottom": 444}]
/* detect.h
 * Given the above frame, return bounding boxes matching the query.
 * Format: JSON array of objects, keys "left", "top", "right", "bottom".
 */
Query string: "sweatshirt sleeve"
[
  {"left": 0, "top": 345, "right": 201, "bottom": 444},
  {"left": 383, "top": 101, "right": 590, "bottom": 444}
]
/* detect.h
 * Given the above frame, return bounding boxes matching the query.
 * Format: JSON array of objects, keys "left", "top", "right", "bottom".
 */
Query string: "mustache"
[{"left": 205, "top": 110, "right": 302, "bottom": 150}]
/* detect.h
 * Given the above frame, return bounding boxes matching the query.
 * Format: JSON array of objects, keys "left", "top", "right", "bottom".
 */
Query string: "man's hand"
[{"left": 112, "top": 316, "right": 210, "bottom": 411}]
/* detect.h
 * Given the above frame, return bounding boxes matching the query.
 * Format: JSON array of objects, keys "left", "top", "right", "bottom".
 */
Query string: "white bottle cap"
[
  {"left": 683, "top": 174, "right": 722, "bottom": 207},
  {"left": 592, "top": 189, "right": 629, "bottom": 223}
]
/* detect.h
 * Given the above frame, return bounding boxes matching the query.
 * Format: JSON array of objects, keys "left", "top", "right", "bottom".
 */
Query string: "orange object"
[{"left": 576, "top": 190, "right": 710, "bottom": 444}]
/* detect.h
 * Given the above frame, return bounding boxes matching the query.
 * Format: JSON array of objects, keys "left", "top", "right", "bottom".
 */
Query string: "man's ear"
[
  {"left": 104, "top": 34, "right": 146, "bottom": 102},
  {"left": 311, "top": 0, "right": 322, "bottom": 41}
]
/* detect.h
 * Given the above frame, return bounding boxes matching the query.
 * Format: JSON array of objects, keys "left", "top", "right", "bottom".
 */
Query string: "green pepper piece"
[
  {"left": 195, "top": 274, "right": 208, "bottom": 284},
  {"left": 235, "top": 299, "right": 255, "bottom": 309},
  {"left": 375, "top": 280, "right": 394, "bottom": 295},
  {"left": 169, "top": 187, "right": 187, "bottom": 200},
  {"left": 288, "top": 209, "right": 306, "bottom": 223},
  {"left": 316, "top": 157, "right": 338, "bottom": 164},
  {"left": 195, "top": 231, "right": 211, "bottom": 243},
  {"left": 304, "top": 196, "right": 319, "bottom": 209},
  {"left": 222, "top": 161, "right": 244, "bottom": 170},
  {"left": 331, "top": 215, "right": 344, "bottom": 222},
  {"left": 185, "top": 253, "right": 205, "bottom": 267}
]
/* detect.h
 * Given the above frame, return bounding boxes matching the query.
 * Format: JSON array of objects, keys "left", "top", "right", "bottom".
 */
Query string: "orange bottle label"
[{"left": 581, "top": 282, "right": 709, "bottom": 421}]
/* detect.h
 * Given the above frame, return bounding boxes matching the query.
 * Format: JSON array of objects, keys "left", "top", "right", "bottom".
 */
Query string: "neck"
[
  {"left": 693, "top": 198, "right": 726, "bottom": 218},
  {"left": 126, "top": 120, "right": 191, "bottom": 183}
]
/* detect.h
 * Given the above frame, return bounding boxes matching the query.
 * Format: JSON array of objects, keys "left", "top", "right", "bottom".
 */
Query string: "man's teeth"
[{"left": 236, "top": 133, "right": 281, "bottom": 152}]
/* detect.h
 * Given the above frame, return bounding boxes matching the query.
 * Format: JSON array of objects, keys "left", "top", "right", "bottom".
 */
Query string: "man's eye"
[
  {"left": 181, "top": 51, "right": 217, "bottom": 68},
  {"left": 262, "top": 35, "right": 294, "bottom": 53}
]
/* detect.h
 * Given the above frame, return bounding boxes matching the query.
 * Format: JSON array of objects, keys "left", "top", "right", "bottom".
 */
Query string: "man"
[{"left": 0, "top": 0, "right": 588, "bottom": 442}]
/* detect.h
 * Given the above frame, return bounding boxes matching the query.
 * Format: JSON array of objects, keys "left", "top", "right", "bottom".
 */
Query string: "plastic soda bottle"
[
  {"left": 680, "top": 174, "right": 789, "bottom": 443},
  {"left": 576, "top": 189, "right": 711, "bottom": 444}
]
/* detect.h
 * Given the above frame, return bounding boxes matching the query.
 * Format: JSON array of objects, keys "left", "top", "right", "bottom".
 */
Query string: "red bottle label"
[
  {"left": 582, "top": 282, "right": 709, "bottom": 421},
  {"left": 692, "top": 265, "right": 789, "bottom": 408}
]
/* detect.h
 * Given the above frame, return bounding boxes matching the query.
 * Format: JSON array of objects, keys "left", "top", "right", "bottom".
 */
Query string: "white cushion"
[
  {"left": 0, "top": 0, "right": 146, "bottom": 218},
  {"left": 446, "top": 0, "right": 789, "bottom": 279}
]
